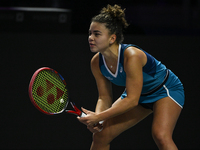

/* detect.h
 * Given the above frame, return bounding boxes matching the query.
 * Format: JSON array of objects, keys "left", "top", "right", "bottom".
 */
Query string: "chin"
[{"left": 90, "top": 48, "right": 98, "bottom": 53}]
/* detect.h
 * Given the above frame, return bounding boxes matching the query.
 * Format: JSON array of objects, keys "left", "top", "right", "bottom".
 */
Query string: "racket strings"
[{"left": 32, "top": 70, "right": 68, "bottom": 114}]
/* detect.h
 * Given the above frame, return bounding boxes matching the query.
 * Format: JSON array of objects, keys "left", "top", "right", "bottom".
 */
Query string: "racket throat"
[
  {"left": 65, "top": 110, "right": 81, "bottom": 116},
  {"left": 65, "top": 102, "right": 86, "bottom": 117}
]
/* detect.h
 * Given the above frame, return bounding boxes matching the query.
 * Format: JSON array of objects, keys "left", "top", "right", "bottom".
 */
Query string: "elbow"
[
  {"left": 125, "top": 97, "right": 139, "bottom": 110},
  {"left": 131, "top": 100, "right": 139, "bottom": 108}
]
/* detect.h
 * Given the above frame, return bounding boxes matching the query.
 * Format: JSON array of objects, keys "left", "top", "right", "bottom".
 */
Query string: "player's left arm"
[{"left": 110, "top": 47, "right": 147, "bottom": 109}]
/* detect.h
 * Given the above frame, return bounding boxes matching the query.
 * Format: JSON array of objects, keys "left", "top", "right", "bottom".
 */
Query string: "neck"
[{"left": 101, "top": 43, "right": 119, "bottom": 61}]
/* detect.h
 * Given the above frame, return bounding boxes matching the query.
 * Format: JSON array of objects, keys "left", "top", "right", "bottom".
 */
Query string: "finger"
[
  {"left": 87, "top": 126, "right": 100, "bottom": 133},
  {"left": 81, "top": 107, "right": 91, "bottom": 114},
  {"left": 77, "top": 116, "right": 83, "bottom": 121},
  {"left": 93, "top": 126, "right": 103, "bottom": 132},
  {"left": 77, "top": 116, "right": 88, "bottom": 125},
  {"left": 87, "top": 122, "right": 103, "bottom": 132},
  {"left": 81, "top": 107, "right": 88, "bottom": 114},
  {"left": 87, "top": 127, "right": 97, "bottom": 133}
]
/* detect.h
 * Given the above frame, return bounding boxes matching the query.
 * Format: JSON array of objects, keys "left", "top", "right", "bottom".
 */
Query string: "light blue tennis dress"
[{"left": 99, "top": 44, "right": 185, "bottom": 108}]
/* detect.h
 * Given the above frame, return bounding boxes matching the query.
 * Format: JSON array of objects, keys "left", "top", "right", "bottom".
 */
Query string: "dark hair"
[{"left": 91, "top": 4, "right": 129, "bottom": 44}]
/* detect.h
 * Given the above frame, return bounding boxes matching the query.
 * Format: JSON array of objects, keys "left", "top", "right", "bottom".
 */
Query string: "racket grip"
[
  {"left": 80, "top": 112, "right": 104, "bottom": 125},
  {"left": 80, "top": 112, "right": 87, "bottom": 118},
  {"left": 99, "top": 120, "right": 104, "bottom": 124},
  {"left": 81, "top": 112, "right": 104, "bottom": 132}
]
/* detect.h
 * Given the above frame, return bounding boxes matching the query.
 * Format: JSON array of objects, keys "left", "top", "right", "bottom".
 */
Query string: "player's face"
[{"left": 88, "top": 22, "right": 111, "bottom": 53}]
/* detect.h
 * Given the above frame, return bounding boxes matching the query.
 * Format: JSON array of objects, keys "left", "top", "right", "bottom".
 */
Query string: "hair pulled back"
[{"left": 91, "top": 4, "right": 129, "bottom": 44}]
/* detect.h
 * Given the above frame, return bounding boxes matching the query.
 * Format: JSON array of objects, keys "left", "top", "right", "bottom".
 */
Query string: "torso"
[{"left": 99, "top": 43, "right": 169, "bottom": 94}]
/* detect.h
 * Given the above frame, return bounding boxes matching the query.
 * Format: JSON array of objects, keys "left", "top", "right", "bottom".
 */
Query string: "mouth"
[{"left": 89, "top": 43, "right": 95, "bottom": 47}]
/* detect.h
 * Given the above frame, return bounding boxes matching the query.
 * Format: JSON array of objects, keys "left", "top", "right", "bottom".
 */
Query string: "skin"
[{"left": 78, "top": 22, "right": 182, "bottom": 150}]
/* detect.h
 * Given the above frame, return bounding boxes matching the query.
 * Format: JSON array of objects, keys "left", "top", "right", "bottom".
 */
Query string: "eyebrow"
[{"left": 89, "top": 30, "right": 102, "bottom": 33}]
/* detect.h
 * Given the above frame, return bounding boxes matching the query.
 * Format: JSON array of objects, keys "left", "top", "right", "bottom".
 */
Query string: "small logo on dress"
[{"left": 120, "top": 67, "right": 123, "bottom": 73}]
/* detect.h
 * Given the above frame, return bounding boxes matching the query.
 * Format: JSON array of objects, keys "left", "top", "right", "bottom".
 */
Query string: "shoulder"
[
  {"left": 91, "top": 53, "right": 99, "bottom": 65},
  {"left": 124, "top": 46, "right": 147, "bottom": 67},
  {"left": 91, "top": 53, "right": 101, "bottom": 75}
]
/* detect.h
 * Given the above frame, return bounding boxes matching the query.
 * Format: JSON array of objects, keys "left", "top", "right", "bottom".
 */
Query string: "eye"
[
  {"left": 88, "top": 31, "right": 101, "bottom": 37},
  {"left": 95, "top": 33, "right": 100, "bottom": 36}
]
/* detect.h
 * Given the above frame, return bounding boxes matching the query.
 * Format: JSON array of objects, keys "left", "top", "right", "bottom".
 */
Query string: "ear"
[{"left": 109, "top": 34, "right": 117, "bottom": 44}]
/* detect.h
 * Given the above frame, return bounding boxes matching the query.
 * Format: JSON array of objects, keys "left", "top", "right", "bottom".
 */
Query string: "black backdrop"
[{"left": 1, "top": 33, "right": 200, "bottom": 149}]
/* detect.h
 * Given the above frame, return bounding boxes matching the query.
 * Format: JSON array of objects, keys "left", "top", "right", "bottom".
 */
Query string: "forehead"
[{"left": 89, "top": 22, "right": 108, "bottom": 32}]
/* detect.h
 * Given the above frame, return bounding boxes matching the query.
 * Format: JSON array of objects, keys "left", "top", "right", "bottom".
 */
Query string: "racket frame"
[
  {"left": 29, "top": 67, "right": 69, "bottom": 115},
  {"left": 29, "top": 67, "right": 104, "bottom": 127}
]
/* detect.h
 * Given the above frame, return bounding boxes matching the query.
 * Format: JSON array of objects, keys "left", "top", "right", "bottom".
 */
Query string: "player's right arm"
[{"left": 91, "top": 53, "right": 113, "bottom": 114}]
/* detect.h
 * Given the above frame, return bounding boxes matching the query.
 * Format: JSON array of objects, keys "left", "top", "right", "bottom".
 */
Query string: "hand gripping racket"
[{"left": 28, "top": 67, "right": 87, "bottom": 117}]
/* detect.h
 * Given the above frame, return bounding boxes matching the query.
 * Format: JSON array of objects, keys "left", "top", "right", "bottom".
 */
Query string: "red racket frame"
[
  {"left": 29, "top": 67, "right": 70, "bottom": 115},
  {"left": 29, "top": 67, "right": 103, "bottom": 129}
]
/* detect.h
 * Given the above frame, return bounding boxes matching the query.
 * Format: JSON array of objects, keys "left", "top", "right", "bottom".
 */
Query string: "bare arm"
[
  {"left": 78, "top": 53, "right": 113, "bottom": 132},
  {"left": 79, "top": 47, "right": 147, "bottom": 127},
  {"left": 91, "top": 53, "right": 113, "bottom": 113},
  {"left": 95, "top": 47, "right": 146, "bottom": 122}
]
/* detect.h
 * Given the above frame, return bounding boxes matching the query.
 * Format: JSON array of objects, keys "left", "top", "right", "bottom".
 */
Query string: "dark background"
[{"left": 1, "top": 0, "right": 200, "bottom": 150}]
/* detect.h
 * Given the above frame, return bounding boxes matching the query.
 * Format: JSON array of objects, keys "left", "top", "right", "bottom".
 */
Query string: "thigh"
[
  {"left": 152, "top": 97, "right": 182, "bottom": 135},
  {"left": 95, "top": 98, "right": 152, "bottom": 141}
]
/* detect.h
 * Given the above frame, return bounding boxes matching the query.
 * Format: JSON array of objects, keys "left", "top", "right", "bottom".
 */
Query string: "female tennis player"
[{"left": 78, "top": 4, "right": 185, "bottom": 150}]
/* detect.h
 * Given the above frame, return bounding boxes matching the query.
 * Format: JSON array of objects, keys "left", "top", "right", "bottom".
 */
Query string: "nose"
[{"left": 88, "top": 34, "right": 94, "bottom": 42}]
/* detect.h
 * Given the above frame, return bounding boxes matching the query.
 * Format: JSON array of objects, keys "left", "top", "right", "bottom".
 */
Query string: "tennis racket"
[{"left": 28, "top": 67, "right": 87, "bottom": 117}]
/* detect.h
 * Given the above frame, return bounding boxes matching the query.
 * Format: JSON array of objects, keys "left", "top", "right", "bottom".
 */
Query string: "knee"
[
  {"left": 92, "top": 130, "right": 112, "bottom": 146},
  {"left": 152, "top": 130, "right": 172, "bottom": 146}
]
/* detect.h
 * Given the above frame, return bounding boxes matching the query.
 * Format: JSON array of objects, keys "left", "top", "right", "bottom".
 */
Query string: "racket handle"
[
  {"left": 80, "top": 109, "right": 104, "bottom": 132},
  {"left": 99, "top": 120, "right": 104, "bottom": 124},
  {"left": 67, "top": 102, "right": 104, "bottom": 127},
  {"left": 80, "top": 112, "right": 104, "bottom": 124},
  {"left": 80, "top": 112, "right": 87, "bottom": 118}
]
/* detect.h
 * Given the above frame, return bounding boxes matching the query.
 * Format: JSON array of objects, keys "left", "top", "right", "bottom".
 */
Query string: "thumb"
[{"left": 81, "top": 107, "right": 90, "bottom": 114}]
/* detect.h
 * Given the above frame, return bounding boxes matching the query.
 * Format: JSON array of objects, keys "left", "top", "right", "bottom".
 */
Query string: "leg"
[
  {"left": 90, "top": 98, "right": 152, "bottom": 150},
  {"left": 152, "top": 97, "right": 182, "bottom": 150}
]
